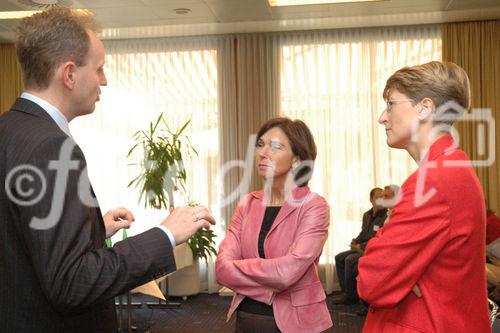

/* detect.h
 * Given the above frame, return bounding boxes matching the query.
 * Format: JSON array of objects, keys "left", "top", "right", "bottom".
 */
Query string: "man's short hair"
[
  {"left": 16, "top": 8, "right": 100, "bottom": 90},
  {"left": 370, "top": 187, "right": 383, "bottom": 200}
]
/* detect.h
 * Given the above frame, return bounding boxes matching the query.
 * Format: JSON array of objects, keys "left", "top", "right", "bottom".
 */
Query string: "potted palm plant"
[
  {"left": 128, "top": 113, "right": 217, "bottom": 297},
  {"left": 128, "top": 113, "right": 194, "bottom": 210},
  {"left": 187, "top": 226, "right": 217, "bottom": 262}
]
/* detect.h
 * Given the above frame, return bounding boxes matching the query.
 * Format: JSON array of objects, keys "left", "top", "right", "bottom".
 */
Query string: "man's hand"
[
  {"left": 490, "top": 255, "right": 500, "bottom": 266},
  {"left": 161, "top": 205, "right": 216, "bottom": 245},
  {"left": 350, "top": 242, "right": 361, "bottom": 251},
  {"left": 103, "top": 207, "right": 134, "bottom": 238}
]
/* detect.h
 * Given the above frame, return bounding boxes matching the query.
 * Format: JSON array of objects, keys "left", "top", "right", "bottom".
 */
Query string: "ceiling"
[{"left": 0, "top": 0, "right": 499, "bottom": 42}]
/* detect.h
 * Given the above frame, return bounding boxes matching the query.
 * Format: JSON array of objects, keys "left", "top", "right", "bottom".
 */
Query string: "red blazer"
[
  {"left": 216, "top": 186, "right": 333, "bottom": 333},
  {"left": 358, "top": 135, "right": 490, "bottom": 332}
]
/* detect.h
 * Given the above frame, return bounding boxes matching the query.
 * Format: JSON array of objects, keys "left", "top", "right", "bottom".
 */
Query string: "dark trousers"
[
  {"left": 235, "top": 311, "right": 281, "bottom": 333},
  {"left": 335, "top": 250, "right": 361, "bottom": 301}
]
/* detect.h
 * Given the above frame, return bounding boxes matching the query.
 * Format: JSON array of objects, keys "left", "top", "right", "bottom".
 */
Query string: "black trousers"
[
  {"left": 235, "top": 310, "right": 281, "bottom": 333},
  {"left": 335, "top": 250, "right": 361, "bottom": 301}
]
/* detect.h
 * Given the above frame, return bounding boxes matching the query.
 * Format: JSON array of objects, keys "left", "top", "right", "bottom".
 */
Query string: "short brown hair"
[
  {"left": 383, "top": 61, "right": 471, "bottom": 124},
  {"left": 16, "top": 8, "right": 100, "bottom": 90},
  {"left": 369, "top": 187, "right": 383, "bottom": 200},
  {"left": 256, "top": 117, "right": 317, "bottom": 186}
]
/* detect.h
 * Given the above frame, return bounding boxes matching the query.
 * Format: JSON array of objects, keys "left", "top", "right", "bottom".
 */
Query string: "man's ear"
[
  {"left": 418, "top": 97, "right": 435, "bottom": 121},
  {"left": 61, "top": 61, "right": 77, "bottom": 90}
]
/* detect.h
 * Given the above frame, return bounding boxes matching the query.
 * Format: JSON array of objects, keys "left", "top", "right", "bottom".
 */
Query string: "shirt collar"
[{"left": 20, "top": 92, "right": 71, "bottom": 136}]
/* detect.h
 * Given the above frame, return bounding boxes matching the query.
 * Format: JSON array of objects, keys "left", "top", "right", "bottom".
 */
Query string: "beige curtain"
[
  {"left": 217, "top": 34, "right": 281, "bottom": 229},
  {"left": 0, "top": 44, "right": 23, "bottom": 113},
  {"left": 236, "top": 34, "right": 281, "bottom": 192},
  {"left": 442, "top": 21, "right": 500, "bottom": 213}
]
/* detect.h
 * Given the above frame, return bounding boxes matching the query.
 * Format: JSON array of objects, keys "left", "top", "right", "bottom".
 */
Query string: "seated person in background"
[
  {"left": 356, "top": 184, "right": 399, "bottom": 316},
  {"left": 333, "top": 187, "right": 387, "bottom": 305},
  {"left": 216, "top": 117, "right": 332, "bottom": 333},
  {"left": 486, "top": 206, "right": 500, "bottom": 298},
  {"left": 486, "top": 238, "right": 500, "bottom": 286},
  {"left": 487, "top": 206, "right": 500, "bottom": 245},
  {"left": 486, "top": 237, "right": 500, "bottom": 304}
]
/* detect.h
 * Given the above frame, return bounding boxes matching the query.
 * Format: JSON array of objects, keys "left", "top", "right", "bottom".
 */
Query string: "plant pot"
[{"left": 168, "top": 259, "right": 201, "bottom": 297}]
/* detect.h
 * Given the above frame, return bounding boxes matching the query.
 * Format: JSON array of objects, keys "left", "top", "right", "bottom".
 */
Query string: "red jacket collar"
[{"left": 423, "top": 134, "right": 458, "bottom": 162}]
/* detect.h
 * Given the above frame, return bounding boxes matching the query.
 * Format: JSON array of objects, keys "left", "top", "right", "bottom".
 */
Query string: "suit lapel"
[{"left": 246, "top": 191, "right": 267, "bottom": 258}]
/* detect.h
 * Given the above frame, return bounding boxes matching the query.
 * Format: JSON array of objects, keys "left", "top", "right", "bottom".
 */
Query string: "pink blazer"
[
  {"left": 358, "top": 135, "right": 490, "bottom": 332},
  {"left": 216, "top": 186, "right": 333, "bottom": 333}
]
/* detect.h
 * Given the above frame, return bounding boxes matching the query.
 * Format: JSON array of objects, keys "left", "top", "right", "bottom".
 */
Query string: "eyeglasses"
[{"left": 385, "top": 99, "right": 414, "bottom": 111}]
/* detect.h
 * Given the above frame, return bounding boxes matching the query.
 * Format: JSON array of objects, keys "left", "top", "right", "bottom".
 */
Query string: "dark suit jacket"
[
  {"left": 354, "top": 208, "right": 387, "bottom": 250},
  {"left": 0, "top": 98, "right": 176, "bottom": 332}
]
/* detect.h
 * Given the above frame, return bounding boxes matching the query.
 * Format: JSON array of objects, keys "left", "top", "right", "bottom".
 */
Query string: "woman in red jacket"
[
  {"left": 216, "top": 117, "right": 332, "bottom": 333},
  {"left": 358, "top": 61, "right": 490, "bottom": 332}
]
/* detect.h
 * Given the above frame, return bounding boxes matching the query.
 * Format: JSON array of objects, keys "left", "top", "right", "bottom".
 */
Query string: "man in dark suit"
[
  {"left": 0, "top": 8, "right": 215, "bottom": 333},
  {"left": 333, "top": 187, "right": 387, "bottom": 305}
]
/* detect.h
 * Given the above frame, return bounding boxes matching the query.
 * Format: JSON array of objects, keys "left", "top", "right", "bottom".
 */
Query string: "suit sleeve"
[
  {"left": 359, "top": 213, "right": 387, "bottom": 250},
  {"left": 12, "top": 136, "right": 176, "bottom": 313},
  {"left": 215, "top": 197, "right": 274, "bottom": 304},
  {"left": 357, "top": 178, "right": 451, "bottom": 308},
  {"left": 231, "top": 197, "right": 330, "bottom": 292}
]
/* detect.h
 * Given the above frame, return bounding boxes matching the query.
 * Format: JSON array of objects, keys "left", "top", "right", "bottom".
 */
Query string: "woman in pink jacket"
[{"left": 216, "top": 117, "right": 332, "bottom": 333}]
